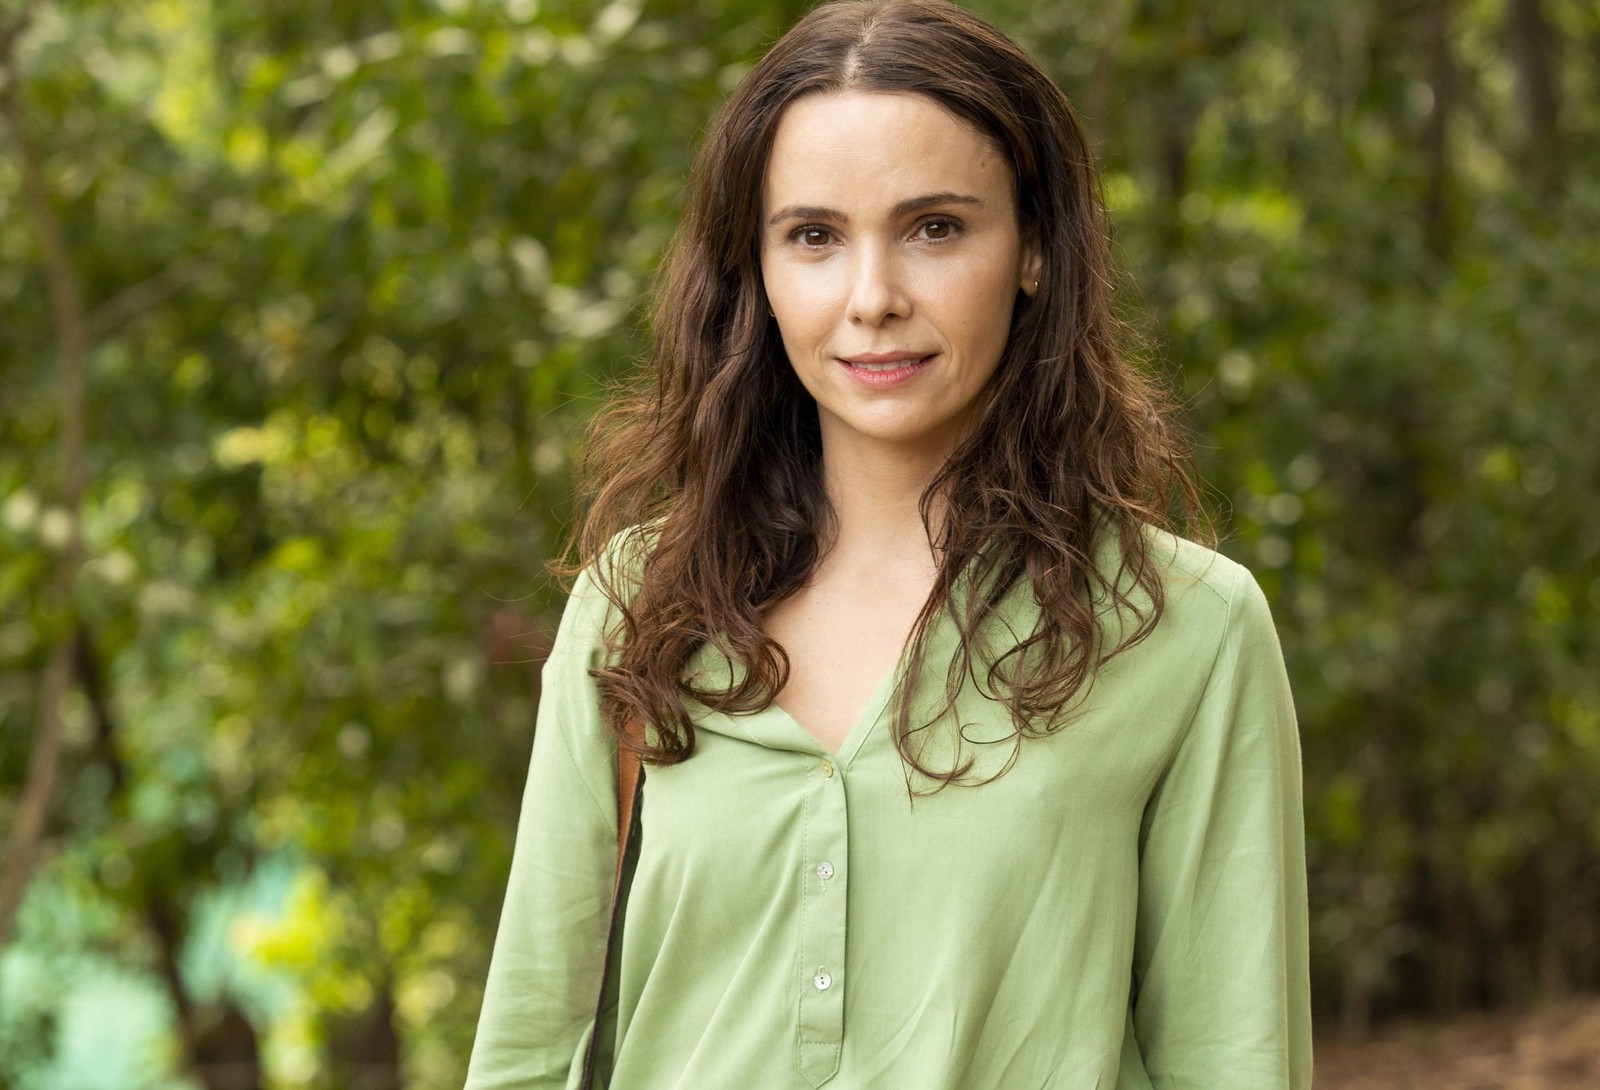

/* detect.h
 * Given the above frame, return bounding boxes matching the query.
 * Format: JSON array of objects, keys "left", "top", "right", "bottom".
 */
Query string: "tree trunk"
[
  {"left": 1083, "top": 0, "right": 1134, "bottom": 153},
  {"left": 327, "top": 978, "right": 404, "bottom": 1090},
  {"left": 193, "top": 1003, "right": 264, "bottom": 1090},
  {"left": 0, "top": 6, "right": 90, "bottom": 961},
  {"left": 1420, "top": 0, "right": 1457, "bottom": 258},
  {"left": 1506, "top": 0, "right": 1562, "bottom": 197}
]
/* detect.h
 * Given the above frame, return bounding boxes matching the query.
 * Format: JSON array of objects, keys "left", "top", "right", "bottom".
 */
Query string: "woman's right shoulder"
[{"left": 549, "top": 521, "right": 662, "bottom": 661}]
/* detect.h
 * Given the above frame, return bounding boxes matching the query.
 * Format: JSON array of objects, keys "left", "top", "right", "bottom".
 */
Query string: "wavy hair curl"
[{"left": 560, "top": 0, "right": 1201, "bottom": 786}]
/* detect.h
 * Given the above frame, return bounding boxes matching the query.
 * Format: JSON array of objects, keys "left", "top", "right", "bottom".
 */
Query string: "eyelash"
[{"left": 787, "top": 217, "right": 965, "bottom": 247}]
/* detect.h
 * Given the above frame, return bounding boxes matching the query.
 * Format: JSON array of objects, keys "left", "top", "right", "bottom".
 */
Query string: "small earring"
[{"left": 1033, "top": 278, "right": 1040, "bottom": 292}]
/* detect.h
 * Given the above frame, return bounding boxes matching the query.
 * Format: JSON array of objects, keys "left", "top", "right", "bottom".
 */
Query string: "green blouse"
[{"left": 465, "top": 531, "right": 1312, "bottom": 1089}]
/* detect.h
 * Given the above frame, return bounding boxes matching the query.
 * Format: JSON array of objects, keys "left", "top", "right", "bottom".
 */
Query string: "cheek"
[
  {"left": 764, "top": 267, "right": 839, "bottom": 351},
  {"left": 765, "top": 262, "right": 839, "bottom": 316},
  {"left": 979, "top": 250, "right": 1024, "bottom": 326},
  {"left": 914, "top": 260, "right": 1017, "bottom": 353}
]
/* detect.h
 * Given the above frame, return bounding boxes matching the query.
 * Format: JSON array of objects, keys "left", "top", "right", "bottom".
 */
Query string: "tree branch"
[
  {"left": 0, "top": 645, "right": 69, "bottom": 948},
  {"left": 0, "top": 7, "right": 35, "bottom": 68},
  {"left": 88, "top": 255, "right": 214, "bottom": 341}
]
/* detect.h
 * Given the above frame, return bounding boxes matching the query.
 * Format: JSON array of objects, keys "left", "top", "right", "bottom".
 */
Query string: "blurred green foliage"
[{"left": 1, "top": 0, "right": 1596, "bottom": 1086}]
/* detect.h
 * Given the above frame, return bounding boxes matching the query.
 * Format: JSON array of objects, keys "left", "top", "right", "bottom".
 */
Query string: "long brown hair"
[{"left": 562, "top": 0, "right": 1199, "bottom": 786}]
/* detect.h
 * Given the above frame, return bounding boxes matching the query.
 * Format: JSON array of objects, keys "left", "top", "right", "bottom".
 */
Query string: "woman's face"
[{"left": 760, "top": 91, "right": 1038, "bottom": 461}]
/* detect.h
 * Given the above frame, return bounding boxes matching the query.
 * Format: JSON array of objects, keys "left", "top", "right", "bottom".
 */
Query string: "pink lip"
[{"left": 836, "top": 351, "right": 936, "bottom": 389}]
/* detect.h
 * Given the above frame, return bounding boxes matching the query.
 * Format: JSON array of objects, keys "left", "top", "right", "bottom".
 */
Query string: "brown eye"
[
  {"left": 797, "top": 226, "right": 831, "bottom": 246},
  {"left": 918, "top": 219, "right": 958, "bottom": 241}
]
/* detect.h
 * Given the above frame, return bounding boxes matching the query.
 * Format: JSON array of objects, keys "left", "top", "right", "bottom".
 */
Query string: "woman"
[{"left": 467, "top": 1, "right": 1311, "bottom": 1087}]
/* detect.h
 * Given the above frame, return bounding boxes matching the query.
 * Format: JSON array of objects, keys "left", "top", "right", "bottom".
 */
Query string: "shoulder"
[
  {"left": 1094, "top": 524, "right": 1276, "bottom": 658},
  {"left": 1081, "top": 528, "right": 1293, "bottom": 761},
  {"left": 550, "top": 521, "right": 662, "bottom": 662},
  {"left": 1140, "top": 527, "right": 1262, "bottom": 614}
]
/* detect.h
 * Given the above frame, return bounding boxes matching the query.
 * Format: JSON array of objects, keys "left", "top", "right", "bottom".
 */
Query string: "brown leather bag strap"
[
  {"left": 614, "top": 741, "right": 643, "bottom": 886},
  {"left": 578, "top": 722, "right": 644, "bottom": 1090}
]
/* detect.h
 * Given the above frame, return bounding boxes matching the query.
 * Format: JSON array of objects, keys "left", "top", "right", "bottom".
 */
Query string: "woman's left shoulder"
[
  {"left": 1144, "top": 527, "right": 1263, "bottom": 605},
  {"left": 1104, "top": 525, "right": 1278, "bottom": 647}
]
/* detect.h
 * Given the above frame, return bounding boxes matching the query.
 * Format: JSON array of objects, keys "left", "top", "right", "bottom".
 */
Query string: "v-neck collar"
[
  {"left": 768, "top": 653, "right": 903, "bottom": 765},
  {"left": 681, "top": 555, "right": 1014, "bottom": 767},
  {"left": 686, "top": 644, "right": 900, "bottom": 767}
]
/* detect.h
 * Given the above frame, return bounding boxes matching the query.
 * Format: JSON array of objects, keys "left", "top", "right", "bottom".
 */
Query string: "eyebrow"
[{"left": 766, "top": 190, "right": 985, "bottom": 227}]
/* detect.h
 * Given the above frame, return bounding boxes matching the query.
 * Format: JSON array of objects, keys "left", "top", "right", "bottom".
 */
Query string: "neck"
[{"left": 816, "top": 431, "right": 951, "bottom": 580}]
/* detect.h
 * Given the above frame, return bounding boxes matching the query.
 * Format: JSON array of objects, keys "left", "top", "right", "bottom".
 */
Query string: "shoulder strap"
[
  {"left": 614, "top": 735, "right": 643, "bottom": 886},
  {"left": 578, "top": 720, "right": 644, "bottom": 1090}
]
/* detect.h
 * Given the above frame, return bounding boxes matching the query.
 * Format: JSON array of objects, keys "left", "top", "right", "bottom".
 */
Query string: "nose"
[{"left": 845, "top": 244, "right": 910, "bottom": 327}]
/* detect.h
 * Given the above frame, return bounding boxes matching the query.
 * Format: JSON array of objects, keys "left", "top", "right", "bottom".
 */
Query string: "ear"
[{"left": 1020, "top": 243, "right": 1043, "bottom": 298}]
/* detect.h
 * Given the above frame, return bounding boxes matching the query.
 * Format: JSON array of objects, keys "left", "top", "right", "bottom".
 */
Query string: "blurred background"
[{"left": 1, "top": 0, "right": 1596, "bottom": 1087}]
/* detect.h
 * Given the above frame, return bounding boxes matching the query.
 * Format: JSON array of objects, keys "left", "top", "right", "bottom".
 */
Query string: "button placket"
[{"left": 797, "top": 755, "right": 848, "bottom": 1087}]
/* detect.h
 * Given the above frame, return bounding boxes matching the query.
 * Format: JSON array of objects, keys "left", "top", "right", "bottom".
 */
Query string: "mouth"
[
  {"left": 836, "top": 352, "right": 937, "bottom": 387},
  {"left": 844, "top": 352, "right": 934, "bottom": 369}
]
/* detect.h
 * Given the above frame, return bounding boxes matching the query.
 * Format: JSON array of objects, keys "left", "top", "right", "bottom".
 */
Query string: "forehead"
[{"left": 762, "top": 91, "right": 1012, "bottom": 213}]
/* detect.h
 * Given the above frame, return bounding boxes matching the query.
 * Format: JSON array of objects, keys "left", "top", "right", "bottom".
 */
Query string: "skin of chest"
[{"left": 761, "top": 564, "right": 936, "bottom": 755}]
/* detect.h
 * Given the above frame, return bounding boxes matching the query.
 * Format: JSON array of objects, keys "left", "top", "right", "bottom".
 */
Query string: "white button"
[
  {"left": 813, "top": 969, "right": 832, "bottom": 991},
  {"left": 816, "top": 861, "right": 834, "bottom": 881},
  {"left": 819, "top": 761, "right": 834, "bottom": 778}
]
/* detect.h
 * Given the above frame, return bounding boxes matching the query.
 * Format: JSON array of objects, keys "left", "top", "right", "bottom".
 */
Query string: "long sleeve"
[
  {"left": 1130, "top": 568, "right": 1313, "bottom": 1088},
  {"left": 465, "top": 569, "right": 622, "bottom": 1090}
]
